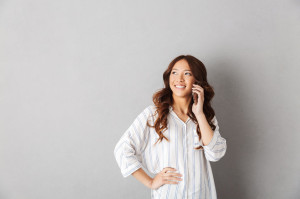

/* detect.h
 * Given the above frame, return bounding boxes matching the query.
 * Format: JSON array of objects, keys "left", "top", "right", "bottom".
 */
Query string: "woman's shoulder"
[
  {"left": 136, "top": 104, "right": 158, "bottom": 121},
  {"left": 142, "top": 104, "right": 157, "bottom": 116}
]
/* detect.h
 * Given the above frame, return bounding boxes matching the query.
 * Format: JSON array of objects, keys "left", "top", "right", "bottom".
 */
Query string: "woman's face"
[{"left": 169, "top": 59, "right": 195, "bottom": 99}]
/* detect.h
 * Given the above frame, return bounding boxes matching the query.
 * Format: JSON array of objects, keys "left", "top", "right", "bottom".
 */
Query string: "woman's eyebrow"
[{"left": 172, "top": 69, "right": 191, "bottom": 71}]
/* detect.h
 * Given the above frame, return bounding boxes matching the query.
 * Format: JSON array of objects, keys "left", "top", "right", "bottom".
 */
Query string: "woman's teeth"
[{"left": 175, "top": 85, "right": 186, "bottom": 88}]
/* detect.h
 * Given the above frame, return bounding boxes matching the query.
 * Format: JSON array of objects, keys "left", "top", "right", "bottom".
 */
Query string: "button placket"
[{"left": 184, "top": 123, "right": 188, "bottom": 199}]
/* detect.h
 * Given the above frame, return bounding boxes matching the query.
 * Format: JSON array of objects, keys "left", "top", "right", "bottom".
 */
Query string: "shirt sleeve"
[
  {"left": 202, "top": 115, "right": 227, "bottom": 162},
  {"left": 113, "top": 105, "right": 153, "bottom": 178}
]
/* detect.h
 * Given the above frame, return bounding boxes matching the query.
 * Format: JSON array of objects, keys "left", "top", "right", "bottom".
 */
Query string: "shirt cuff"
[
  {"left": 202, "top": 131, "right": 219, "bottom": 151},
  {"left": 121, "top": 162, "right": 143, "bottom": 178}
]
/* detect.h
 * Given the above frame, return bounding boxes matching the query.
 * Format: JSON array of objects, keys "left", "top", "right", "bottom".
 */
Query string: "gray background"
[{"left": 1, "top": 0, "right": 299, "bottom": 198}]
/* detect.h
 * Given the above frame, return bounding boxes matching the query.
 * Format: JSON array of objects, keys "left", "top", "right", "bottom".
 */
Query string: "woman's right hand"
[{"left": 150, "top": 167, "right": 183, "bottom": 190}]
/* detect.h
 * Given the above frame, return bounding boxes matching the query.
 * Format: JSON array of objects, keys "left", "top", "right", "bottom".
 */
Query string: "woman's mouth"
[{"left": 175, "top": 85, "right": 186, "bottom": 89}]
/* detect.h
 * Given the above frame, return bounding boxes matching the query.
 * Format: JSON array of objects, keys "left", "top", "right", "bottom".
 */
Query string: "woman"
[{"left": 114, "top": 55, "right": 227, "bottom": 199}]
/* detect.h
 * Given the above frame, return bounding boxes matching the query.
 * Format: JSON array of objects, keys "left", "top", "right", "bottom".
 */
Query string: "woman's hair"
[{"left": 146, "top": 55, "right": 216, "bottom": 150}]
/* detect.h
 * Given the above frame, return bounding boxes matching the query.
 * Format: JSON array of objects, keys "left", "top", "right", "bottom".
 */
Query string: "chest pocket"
[{"left": 193, "top": 129, "right": 203, "bottom": 149}]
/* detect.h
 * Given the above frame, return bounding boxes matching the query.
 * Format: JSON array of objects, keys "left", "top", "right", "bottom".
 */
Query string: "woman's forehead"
[{"left": 172, "top": 59, "right": 191, "bottom": 70}]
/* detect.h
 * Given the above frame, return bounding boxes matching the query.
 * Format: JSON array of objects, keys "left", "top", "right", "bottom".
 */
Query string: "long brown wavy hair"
[{"left": 146, "top": 55, "right": 216, "bottom": 150}]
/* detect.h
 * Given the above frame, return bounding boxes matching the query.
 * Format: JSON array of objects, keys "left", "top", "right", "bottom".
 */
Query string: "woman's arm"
[
  {"left": 132, "top": 167, "right": 182, "bottom": 190},
  {"left": 196, "top": 113, "right": 214, "bottom": 146},
  {"left": 131, "top": 168, "right": 153, "bottom": 189},
  {"left": 198, "top": 115, "right": 227, "bottom": 162}
]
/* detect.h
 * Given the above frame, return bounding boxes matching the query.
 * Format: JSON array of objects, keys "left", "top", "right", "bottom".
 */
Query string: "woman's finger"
[
  {"left": 192, "top": 87, "right": 203, "bottom": 92},
  {"left": 163, "top": 167, "right": 177, "bottom": 173},
  {"left": 192, "top": 90, "right": 201, "bottom": 96},
  {"left": 164, "top": 172, "right": 182, "bottom": 177},
  {"left": 163, "top": 176, "right": 183, "bottom": 182},
  {"left": 164, "top": 181, "right": 179, "bottom": 184},
  {"left": 193, "top": 84, "right": 202, "bottom": 88},
  {"left": 162, "top": 178, "right": 180, "bottom": 184}
]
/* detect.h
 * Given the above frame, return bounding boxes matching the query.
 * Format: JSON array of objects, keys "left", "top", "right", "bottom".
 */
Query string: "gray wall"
[{"left": 1, "top": 0, "right": 299, "bottom": 198}]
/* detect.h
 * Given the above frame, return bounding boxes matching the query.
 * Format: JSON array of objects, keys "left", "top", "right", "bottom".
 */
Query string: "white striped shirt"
[{"left": 114, "top": 104, "right": 227, "bottom": 199}]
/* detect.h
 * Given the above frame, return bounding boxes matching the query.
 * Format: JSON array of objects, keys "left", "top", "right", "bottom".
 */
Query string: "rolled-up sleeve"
[
  {"left": 114, "top": 106, "right": 152, "bottom": 177},
  {"left": 203, "top": 116, "right": 227, "bottom": 162}
]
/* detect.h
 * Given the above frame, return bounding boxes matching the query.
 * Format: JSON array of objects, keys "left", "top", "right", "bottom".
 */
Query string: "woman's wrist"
[
  {"left": 131, "top": 168, "right": 154, "bottom": 189},
  {"left": 147, "top": 178, "right": 154, "bottom": 189}
]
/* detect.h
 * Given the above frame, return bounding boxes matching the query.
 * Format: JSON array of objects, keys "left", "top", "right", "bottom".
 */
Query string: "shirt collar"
[{"left": 169, "top": 105, "right": 191, "bottom": 124}]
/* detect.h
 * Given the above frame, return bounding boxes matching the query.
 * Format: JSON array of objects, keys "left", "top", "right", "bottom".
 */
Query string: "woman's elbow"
[{"left": 206, "top": 144, "right": 227, "bottom": 162}]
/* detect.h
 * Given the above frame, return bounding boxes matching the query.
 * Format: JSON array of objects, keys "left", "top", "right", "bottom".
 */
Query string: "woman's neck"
[{"left": 172, "top": 96, "right": 192, "bottom": 115}]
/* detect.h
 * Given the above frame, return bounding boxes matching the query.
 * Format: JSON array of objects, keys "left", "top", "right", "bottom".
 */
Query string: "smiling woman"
[
  {"left": 169, "top": 59, "right": 195, "bottom": 102},
  {"left": 114, "top": 55, "right": 227, "bottom": 199}
]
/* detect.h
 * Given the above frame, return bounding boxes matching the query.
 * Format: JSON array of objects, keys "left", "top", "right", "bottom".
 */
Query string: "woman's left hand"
[{"left": 192, "top": 84, "right": 205, "bottom": 116}]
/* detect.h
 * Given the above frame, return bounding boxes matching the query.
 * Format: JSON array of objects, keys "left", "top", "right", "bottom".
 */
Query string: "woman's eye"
[{"left": 171, "top": 71, "right": 192, "bottom": 76}]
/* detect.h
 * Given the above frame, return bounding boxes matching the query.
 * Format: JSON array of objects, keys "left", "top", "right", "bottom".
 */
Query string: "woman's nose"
[{"left": 178, "top": 76, "right": 184, "bottom": 82}]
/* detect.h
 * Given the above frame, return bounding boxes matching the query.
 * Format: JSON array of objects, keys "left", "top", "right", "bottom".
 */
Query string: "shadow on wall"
[{"left": 208, "top": 59, "right": 256, "bottom": 199}]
